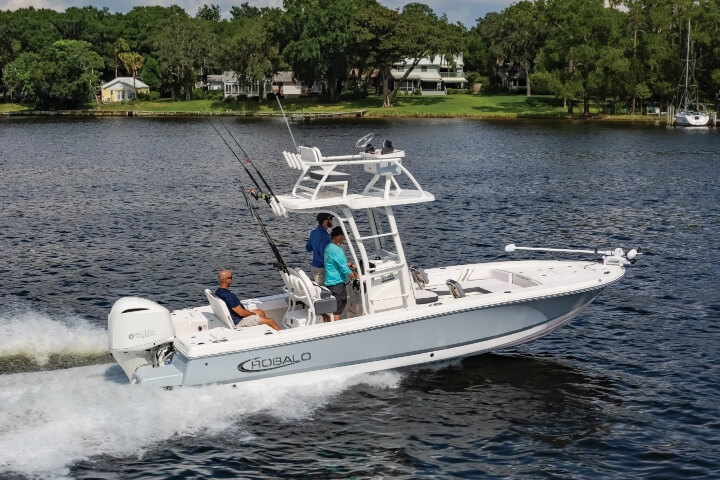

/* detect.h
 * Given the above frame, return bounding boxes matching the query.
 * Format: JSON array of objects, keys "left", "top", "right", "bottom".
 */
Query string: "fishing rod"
[
  {"left": 219, "top": 121, "right": 282, "bottom": 204},
  {"left": 235, "top": 178, "right": 288, "bottom": 273},
  {"left": 209, "top": 119, "right": 287, "bottom": 217},
  {"left": 206, "top": 119, "right": 288, "bottom": 272},
  {"left": 276, "top": 94, "right": 298, "bottom": 151},
  {"left": 206, "top": 119, "right": 266, "bottom": 198}
]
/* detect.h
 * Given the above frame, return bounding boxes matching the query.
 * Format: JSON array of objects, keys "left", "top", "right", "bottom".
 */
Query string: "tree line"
[{"left": 1, "top": 0, "right": 718, "bottom": 113}]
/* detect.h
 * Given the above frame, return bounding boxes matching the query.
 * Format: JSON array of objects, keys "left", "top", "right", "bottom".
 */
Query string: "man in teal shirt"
[{"left": 324, "top": 226, "right": 357, "bottom": 321}]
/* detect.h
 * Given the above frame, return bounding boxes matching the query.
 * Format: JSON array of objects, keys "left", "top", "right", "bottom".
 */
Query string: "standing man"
[
  {"left": 306, "top": 213, "right": 333, "bottom": 285},
  {"left": 215, "top": 269, "right": 281, "bottom": 331},
  {"left": 324, "top": 226, "right": 358, "bottom": 321}
]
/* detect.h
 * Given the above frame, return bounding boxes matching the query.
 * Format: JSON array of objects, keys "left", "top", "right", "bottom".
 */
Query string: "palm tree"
[{"left": 119, "top": 52, "right": 145, "bottom": 100}]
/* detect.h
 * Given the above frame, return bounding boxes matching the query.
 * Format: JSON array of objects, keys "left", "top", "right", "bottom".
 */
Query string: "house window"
[{"left": 421, "top": 66, "right": 427, "bottom": 72}]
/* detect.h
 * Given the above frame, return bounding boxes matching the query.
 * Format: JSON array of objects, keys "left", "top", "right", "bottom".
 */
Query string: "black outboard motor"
[{"left": 381, "top": 139, "right": 394, "bottom": 154}]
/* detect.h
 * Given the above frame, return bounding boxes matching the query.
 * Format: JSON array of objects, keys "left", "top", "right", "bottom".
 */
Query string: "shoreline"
[{"left": 0, "top": 108, "right": 675, "bottom": 123}]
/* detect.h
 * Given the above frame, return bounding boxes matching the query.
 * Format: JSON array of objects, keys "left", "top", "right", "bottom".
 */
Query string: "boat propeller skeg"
[{"left": 505, "top": 243, "right": 640, "bottom": 265}]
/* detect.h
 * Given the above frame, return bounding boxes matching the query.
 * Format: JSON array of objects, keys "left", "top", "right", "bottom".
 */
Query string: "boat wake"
[
  {"left": 0, "top": 359, "right": 401, "bottom": 478},
  {"left": 0, "top": 305, "right": 111, "bottom": 374}
]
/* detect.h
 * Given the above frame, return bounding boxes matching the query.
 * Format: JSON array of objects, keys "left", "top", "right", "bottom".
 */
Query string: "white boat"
[
  {"left": 676, "top": 19, "right": 710, "bottom": 127},
  {"left": 108, "top": 134, "right": 638, "bottom": 387}
]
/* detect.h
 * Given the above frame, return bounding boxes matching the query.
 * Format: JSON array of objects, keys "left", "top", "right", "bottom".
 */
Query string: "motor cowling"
[{"left": 108, "top": 297, "right": 175, "bottom": 352}]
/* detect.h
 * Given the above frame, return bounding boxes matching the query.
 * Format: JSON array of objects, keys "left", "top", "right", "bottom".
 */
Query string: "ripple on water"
[{"left": 1, "top": 117, "right": 719, "bottom": 478}]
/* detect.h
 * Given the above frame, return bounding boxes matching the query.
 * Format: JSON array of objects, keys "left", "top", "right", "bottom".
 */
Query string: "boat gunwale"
[{"left": 175, "top": 263, "right": 625, "bottom": 359}]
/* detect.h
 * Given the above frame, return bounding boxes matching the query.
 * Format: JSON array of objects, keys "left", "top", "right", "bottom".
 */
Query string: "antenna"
[{"left": 276, "top": 94, "right": 298, "bottom": 151}]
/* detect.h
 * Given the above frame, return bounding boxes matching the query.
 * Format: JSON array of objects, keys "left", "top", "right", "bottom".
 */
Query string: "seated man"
[{"left": 215, "top": 269, "right": 281, "bottom": 330}]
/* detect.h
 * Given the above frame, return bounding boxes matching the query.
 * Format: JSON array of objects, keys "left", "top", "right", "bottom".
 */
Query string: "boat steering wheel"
[{"left": 355, "top": 132, "right": 374, "bottom": 150}]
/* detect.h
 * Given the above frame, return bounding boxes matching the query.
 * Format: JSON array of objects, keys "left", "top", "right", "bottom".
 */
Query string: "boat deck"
[{"left": 169, "top": 260, "right": 623, "bottom": 360}]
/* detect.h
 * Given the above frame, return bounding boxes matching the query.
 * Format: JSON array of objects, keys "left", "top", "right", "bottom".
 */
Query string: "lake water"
[{"left": 0, "top": 116, "right": 718, "bottom": 479}]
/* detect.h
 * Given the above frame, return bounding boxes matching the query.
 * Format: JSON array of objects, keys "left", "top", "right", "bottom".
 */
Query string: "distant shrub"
[
  {"left": 191, "top": 88, "right": 206, "bottom": 100},
  {"left": 339, "top": 87, "right": 368, "bottom": 100},
  {"left": 207, "top": 89, "right": 223, "bottom": 100},
  {"left": 137, "top": 91, "right": 161, "bottom": 101}
]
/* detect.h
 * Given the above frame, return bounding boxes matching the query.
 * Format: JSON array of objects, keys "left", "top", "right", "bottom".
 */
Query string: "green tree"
[
  {"left": 196, "top": 4, "right": 221, "bottom": 22},
  {"left": 3, "top": 40, "right": 103, "bottom": 109},
  {"left": 281, "top": 0, "right": 370, "bottom": 102},
  {"left": 140, "top": 56, "right": 162, "bottom": 92},
  {"left": 350, "top": 3, "right": 404, "bottom": 107},
  {"left": 490, "top": 1, "right": 545, "bottom": 96},
  {"left": 230, "top": 2, "right": 262, "bottom": 19},
  {"left": 2, "top": 52, "right": 40, "bottom": 102},
  {"left": 389, "top": 3, "right": 465, "bottom": 105},
  {"left": 119, "top": 51, "right": 145, "bottom": 99},
  {"left": 538, "top": 0, "right": 629, "bottom": 115},
  {"left": 113, "top": 38, "right": 130, "bottom": 78},
  {"left": 222, "top": 16, "right": 280, "bottom": 102},
  {"left": 154, "top": 15, "right": 215, "bottom": 100}
]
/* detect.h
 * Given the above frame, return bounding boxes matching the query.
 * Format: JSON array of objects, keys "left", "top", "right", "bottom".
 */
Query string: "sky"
[{"left": 0, "top": 0, "right": 514, "bottom": 26}]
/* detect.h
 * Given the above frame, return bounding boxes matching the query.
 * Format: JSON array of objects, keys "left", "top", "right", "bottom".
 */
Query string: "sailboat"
[{"left": 675, "top": 19, "right": 710, "bottom": 126}]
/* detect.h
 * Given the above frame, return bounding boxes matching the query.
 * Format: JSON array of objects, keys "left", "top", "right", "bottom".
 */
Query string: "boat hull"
[
  {"left": 676, "top": 112, "right": 710, "bottom": 126},
  {"left": 136, "top": 288, "right": 602, "bottom": 387}
]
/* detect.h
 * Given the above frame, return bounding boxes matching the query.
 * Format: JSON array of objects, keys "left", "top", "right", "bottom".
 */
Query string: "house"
[
  {"left": 271, "top": 71, "right": 303, "bottom": 98},
  {"left": 271, "top": 71, "right": 325, "bottom": 98},
  {"left": 497, "top": 68, "right": 527, "bottom": 93},
  {"left": 206, "top": 74, "right": 224, "bottom": 91},
  {"left": 390, "top": 54, "right": 467, "bottom": 95},
  {"left": 222, "top": 71, "right": 267, "bottom": 98},
  {"left": 101, "top": 77, "right": 150, "bottom": 102},
  {"left": 223, "top": 70, "right": 326, "bottom": 99}
]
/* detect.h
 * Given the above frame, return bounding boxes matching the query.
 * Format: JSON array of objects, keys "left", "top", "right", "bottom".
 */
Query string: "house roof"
[
  {"left": 391, "top": 70, "right": 442, "bottom": 81},
  {"left": 273, "top": 71, "right": 297, "bottom": 83},
  {"left": 102, "top": 77, "right": 149, "bottom": 89}
]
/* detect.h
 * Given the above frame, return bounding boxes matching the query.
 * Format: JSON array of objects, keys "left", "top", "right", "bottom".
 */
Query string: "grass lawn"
[
  {"left": 3, "top": 94, "right": 655, "bottom": 119},
  {"left": 0, "top": 103, "right": 30, "bottom": 113},
  {"left": 90, "top": 94, "right": 571, "bottom": 117}
]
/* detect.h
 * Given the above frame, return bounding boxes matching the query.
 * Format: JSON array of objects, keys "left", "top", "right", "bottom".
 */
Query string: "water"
[{"left": 0, "top": 117, "right": 718, "bottom": 479}]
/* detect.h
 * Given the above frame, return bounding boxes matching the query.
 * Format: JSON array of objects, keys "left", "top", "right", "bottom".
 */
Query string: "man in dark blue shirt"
[
  {"left": 215, "top": 269, "right": 280, "bottom": 330},
  {"left": 306, "top": 212, "right": 333, "bottom": 284}
]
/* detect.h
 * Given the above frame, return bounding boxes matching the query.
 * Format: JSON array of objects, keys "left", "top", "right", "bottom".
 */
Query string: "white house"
[
  {"left": 101, "top": 77, "right": 150, "bottom": 102},
  {"left": 222, "top": 71, "right": 267, "bottom": 98},
  {"left": 391, "top": 54, "right": 467, "bottom": 95}
]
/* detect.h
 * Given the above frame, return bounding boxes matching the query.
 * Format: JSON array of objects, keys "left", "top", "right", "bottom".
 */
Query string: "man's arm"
[{"left": 231, "top": 304, "right": 256, "bottom": 318}]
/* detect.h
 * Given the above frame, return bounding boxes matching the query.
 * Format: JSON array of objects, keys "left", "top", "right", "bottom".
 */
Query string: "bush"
[
  {"left": 446, "top": 88, "right": 464, "bottom": 95},
  {"left": 206, "top": 89, "right": 223, "bottom": 100},
  {"left": 137, "top": 91, "right": 161, "bottom": 101},
  {"left": 191, "top": 88, "right": 206, "bottom": 100},
  {"left": 339, "top": 86, "right": 368, "bottom": 100}
]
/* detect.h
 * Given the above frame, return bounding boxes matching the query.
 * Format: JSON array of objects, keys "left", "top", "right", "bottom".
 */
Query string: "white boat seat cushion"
[
  {"left": 204, "top": 289, "right": 236, "bottom": 329},
  {"left": 308, "top": 169, "right": 352, "bottom": 185},
  {"left": 299, "top": 145, "right": 323, "bottom": 164},
  {"left": 414, "top": 289, "right": 439, "bottom": 305}
]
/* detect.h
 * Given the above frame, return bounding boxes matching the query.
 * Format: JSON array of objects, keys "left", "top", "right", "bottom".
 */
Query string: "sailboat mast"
[{"left": 685, "top": 19, "right": 690, "bottom": 91}]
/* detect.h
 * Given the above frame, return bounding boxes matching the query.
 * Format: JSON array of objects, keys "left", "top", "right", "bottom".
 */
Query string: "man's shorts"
[
  {"left": 327, "top": 283, "right": 347, "bottom": 316},
  {"left": 237, "top": 313, "right": 260, "bottom": 327}
]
